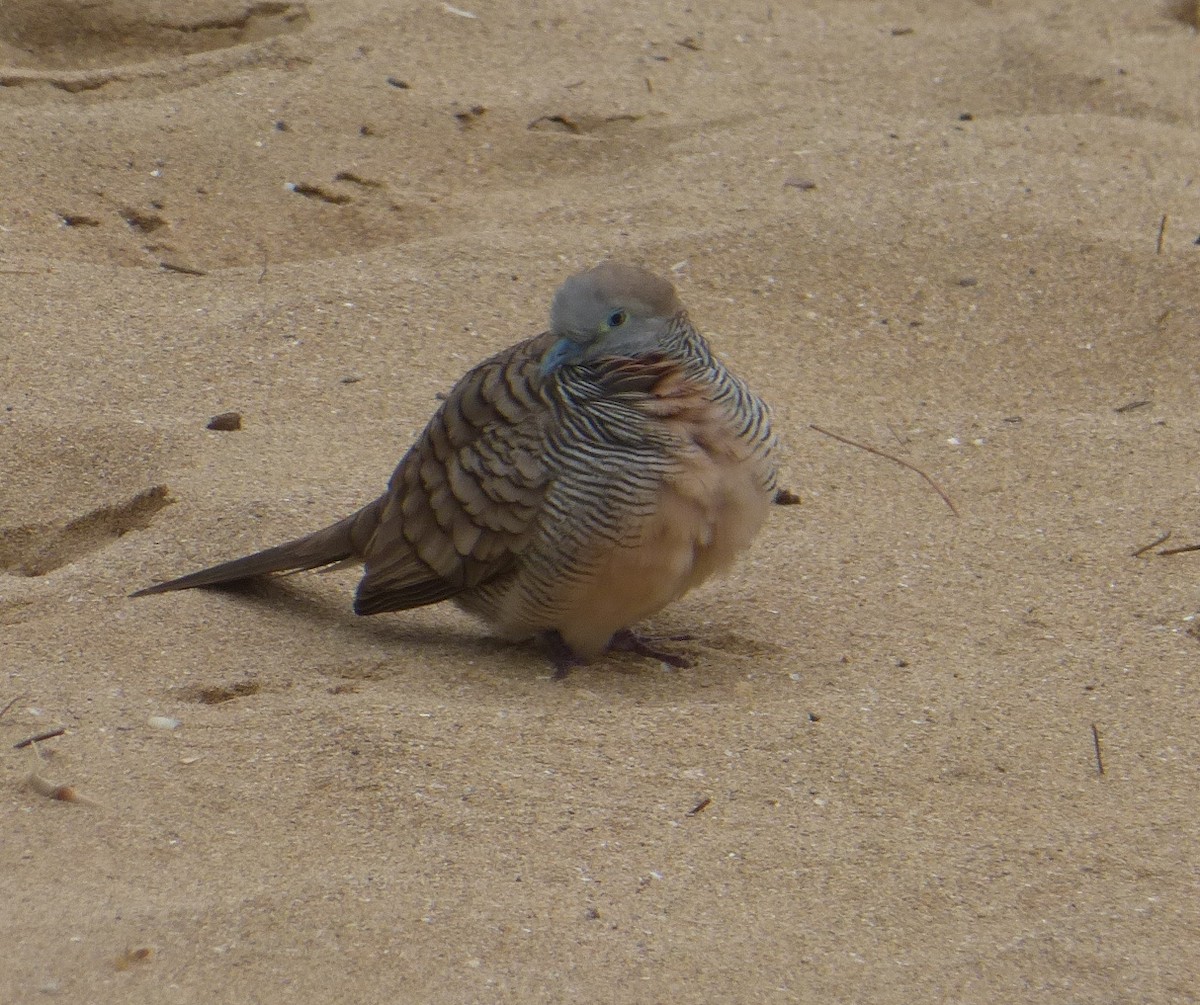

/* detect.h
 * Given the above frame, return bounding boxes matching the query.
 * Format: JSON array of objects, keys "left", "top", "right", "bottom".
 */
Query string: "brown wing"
[{"left": 352, "top": 332, "right": 556, "bottom": 616}]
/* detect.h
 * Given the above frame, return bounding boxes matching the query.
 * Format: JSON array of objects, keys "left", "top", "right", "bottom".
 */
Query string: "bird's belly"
[{"left": 548, "top": 447, "right": 773, "bottom": 660}]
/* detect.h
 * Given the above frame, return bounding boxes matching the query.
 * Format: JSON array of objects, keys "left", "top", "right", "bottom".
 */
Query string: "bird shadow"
[
  {"left": 184, "top": 574, "right": 494, "bottom": 655},
  {"left": 168, "top": 576, "right": 741, "bottom": 693}
]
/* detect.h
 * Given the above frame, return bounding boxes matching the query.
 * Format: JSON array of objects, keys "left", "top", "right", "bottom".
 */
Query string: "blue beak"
[{"left": 540, "top": 336, "right": 584, "bottom": 375}]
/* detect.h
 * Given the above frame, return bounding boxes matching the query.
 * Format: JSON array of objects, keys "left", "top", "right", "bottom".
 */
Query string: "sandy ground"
[{"left": 3, "top": 0, "right": 1199, "bottom": 1001}]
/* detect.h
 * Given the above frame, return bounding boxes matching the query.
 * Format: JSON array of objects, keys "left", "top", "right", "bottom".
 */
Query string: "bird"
[{"left": 133, "top": 263, "right": 779, "bottom": 673}]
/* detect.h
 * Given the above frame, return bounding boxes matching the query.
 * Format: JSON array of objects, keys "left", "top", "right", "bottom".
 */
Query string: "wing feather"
[{"left": 352, "top": 332, "right": 555, "bottom": 616}]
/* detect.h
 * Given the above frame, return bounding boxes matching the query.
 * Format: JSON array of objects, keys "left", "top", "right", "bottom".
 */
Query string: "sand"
[{"left": 3, "top": 0, "right": 1199, "bottom": 1001}]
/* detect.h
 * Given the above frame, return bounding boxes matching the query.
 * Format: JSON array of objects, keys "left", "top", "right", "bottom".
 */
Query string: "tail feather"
[{"left": 131, "top": 500, "right": 381, "bottom": 597}]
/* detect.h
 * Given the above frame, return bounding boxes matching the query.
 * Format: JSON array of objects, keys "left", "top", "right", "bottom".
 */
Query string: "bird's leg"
[
  {"left": 607, "top": 629, "right": 694, "bottom": 669},
  {"left": 542, "top": 630, "right": 585, "bottom": 680}
]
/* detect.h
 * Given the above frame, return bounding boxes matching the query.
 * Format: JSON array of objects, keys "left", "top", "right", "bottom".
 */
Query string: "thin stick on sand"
[
  {"left": 1131, "top": 531, "right": 1171, "bottom": 557},
  {"left": 13, "top": 727, "right": 67, "bottom": 750},
  {"left": 809, "top": 424, "right": 959, "bottom": 516},
  {"left": 1158, "top": 543, "right": 1200, "bottom": 557},
  {"left": 1090, "top": 723, "right": 1105, "bottom": 777}
]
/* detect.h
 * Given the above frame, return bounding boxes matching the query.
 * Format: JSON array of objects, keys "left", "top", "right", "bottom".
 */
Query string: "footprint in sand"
[
  {"left": 0, "top": 422, "right": 173, "bottom": 578},
  {"left": 0, "top": 0, "right": 310, "bottom": 95},
  {"left": 0, "top": 485, "right": 171, "bottom": 578}
]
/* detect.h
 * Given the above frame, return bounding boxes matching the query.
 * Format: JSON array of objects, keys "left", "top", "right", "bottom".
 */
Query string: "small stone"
[
  {"left": 207, "top": 411, "right": 243, "bottom": 431},
  {"left": 147, "top": 715, "right": 181, "bottom": 730}
]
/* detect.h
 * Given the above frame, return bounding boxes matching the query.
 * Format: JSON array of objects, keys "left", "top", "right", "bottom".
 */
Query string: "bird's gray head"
[{"left": 541, "top": 263, "right": 684, "bottom": 374}]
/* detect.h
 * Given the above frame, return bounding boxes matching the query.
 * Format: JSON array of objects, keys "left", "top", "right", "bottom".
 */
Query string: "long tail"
[{"left": 131, "top": 498, "right": 383, "bottom": 597}]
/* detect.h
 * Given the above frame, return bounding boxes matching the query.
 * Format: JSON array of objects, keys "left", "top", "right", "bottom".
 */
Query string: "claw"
[
  {"left": 541, "top": 628, "right": 695, "bottom": 676},
  {"left": 542, "top": 630, "right": 584, "bottom": 680},
  {"left": 607, "top": 628, "right": 694, "bottom": 668}
]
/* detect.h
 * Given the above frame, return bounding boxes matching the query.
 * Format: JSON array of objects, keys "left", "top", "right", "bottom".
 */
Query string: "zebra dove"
[{"left": 134, "top": 263, "right": 778, "bottom": 671}]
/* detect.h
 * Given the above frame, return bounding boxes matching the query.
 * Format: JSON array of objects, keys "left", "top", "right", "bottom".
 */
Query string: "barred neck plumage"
[
  {"left": 670, "top": 313, "right": 779, "bottom": 489},
  {"left": 663, "top": 312, "right": 717, "bottom": 369},
  {"left": 544, "top": 310, "right": 767, "bottom": 411},
  {"left": 670, "top": 314, "right": 772, "bottom": 423},
  {"left": 544, "top": 309, "right": 775, "bottom": 483}
]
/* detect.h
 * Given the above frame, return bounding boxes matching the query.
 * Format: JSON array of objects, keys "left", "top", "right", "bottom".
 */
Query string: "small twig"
[
  {"left": 809, "top": 424, "right": 959, "bottom": 516},
  {"left": 0, "top": 694, "right": 22, "bottom": 720},
  {"left": 1156, "top": 213, "right": 1168, "bottom": 255},
  {"left": 1114, "top": 399, "right": 1150, "bottom": 413},
  {"left": 686, "top": 796, "right": 712, "bottom": 816},
  {"left": 13, "top": 727, "right": 66, "bottom": 749},
  {"left": 1131, "top": 531, "right": 1171, "bottom": 557},
  {"left": 158, "top": 260, "right": 207, "bottom": 277},
  {"left": 1090, "top": 723, "right": 1104, "bottom": 777},
  {"left": 1158, "top": 543, "right": 1200, "bottom": 556}
]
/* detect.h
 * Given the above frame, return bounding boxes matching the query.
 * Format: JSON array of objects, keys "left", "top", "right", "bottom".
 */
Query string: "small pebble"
[
  {"left": 207, "top": 411, "right": 243, "bottom": 431},
  {"left": 147, "top": 716, "right": 181, "bottom": 730}
]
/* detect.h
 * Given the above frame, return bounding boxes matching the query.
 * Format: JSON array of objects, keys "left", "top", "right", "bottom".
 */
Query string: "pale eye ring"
[{"left": 607, "top": 309, "right": 627, "bottom": 328}]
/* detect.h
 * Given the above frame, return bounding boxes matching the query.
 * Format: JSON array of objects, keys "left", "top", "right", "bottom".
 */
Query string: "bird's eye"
[{"left": 607, "top": 309, "right": 627, "bottom": 328}]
